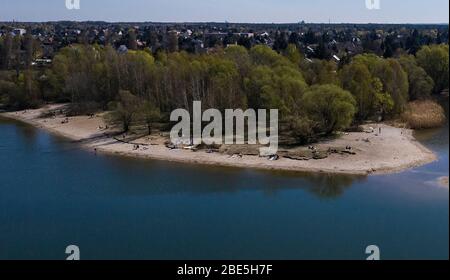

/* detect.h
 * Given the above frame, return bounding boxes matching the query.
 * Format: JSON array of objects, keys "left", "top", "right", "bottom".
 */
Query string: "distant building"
[
  {"left": 13, "top": 28, "right": 26, "bottom": 36},
  {"left": 234, "top": 32, "right": 254, "bottom": 38},
  {"left": 181, "top": 29, "right": 193, "bottom": 38}
]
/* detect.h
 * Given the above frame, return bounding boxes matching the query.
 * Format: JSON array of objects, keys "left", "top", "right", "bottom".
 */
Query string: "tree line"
[{"left": 0, "top": 38, "right": 448, "bottom": 144}]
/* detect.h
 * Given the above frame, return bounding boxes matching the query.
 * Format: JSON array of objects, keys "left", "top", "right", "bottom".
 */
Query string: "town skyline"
[{"left": 2, "top": 21, "right": 449, "bottom": 25}]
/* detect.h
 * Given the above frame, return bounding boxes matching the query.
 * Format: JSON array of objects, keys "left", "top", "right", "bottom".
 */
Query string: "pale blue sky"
[{"left": 1, "top": 0, "right": 448, "bottom": 23}]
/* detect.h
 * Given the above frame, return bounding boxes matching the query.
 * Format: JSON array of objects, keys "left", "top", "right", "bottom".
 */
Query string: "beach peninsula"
[{"left": 1, "top": 104, "right": 438, "bottom": 175}]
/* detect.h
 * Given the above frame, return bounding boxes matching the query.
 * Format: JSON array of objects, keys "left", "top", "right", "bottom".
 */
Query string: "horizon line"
[{"left": 1, "top": 20, "right": 449, "bottom": 26}]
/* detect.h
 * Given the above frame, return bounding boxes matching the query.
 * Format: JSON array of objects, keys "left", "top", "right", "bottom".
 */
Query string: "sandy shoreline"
[{"left": 1, "top": 104, "right": 438, "bottom": 175}]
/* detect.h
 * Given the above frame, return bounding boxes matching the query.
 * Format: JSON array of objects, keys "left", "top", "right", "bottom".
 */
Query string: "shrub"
[
  {"left": 302, "top": 84, "right": 357, "bottom": 135},
  {"left": 402, "top": 100, "right": 446, "bottom": 129}
]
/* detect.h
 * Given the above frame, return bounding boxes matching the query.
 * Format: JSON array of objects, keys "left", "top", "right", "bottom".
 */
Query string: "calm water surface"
[{"left": 0, "top": 102, "right": 448, "bottom": 260}]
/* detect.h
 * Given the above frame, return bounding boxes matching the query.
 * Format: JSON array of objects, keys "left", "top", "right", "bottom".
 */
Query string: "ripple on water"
[{"left": 437, "top": 176, "right": 449, "bottom": 188}]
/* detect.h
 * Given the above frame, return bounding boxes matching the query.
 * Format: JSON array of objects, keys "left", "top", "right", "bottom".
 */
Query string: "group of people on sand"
[{"left": 132, "top": 144, "right": 149, "bottom": 151}]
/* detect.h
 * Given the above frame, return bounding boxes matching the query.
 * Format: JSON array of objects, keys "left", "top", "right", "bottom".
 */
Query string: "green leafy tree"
[
  {"left": 346, "top": 54, "right": 409, "bottom": 115},
  {"left": 289, "top": 116, "right": 315, "bottom": 144},
  {"left": 244, "top": 63, "right": 307, "bottom": 116},
  {"left": 249, "top": 45, "right": 291, "bottom": 68},
  {"left": 416, "top": 44, "right": 449, "bottom": 93},
  {"left": 0, "top": 80, "right": 25, "bottom": 109},
  {"left": 302, "top": 84, "right": 356, "bottom": 135},
  {"left": 372, "top": 78, "right": 394, "bottom": 120},
  {"left": 224, "top": 45, "right": 251, "bottom": 76},
  {"left": 244, "top": 65, "right": 278, "bottom": 109},
  {"left": 284, "top": 44, "right": 302, "bottom": 66},
  {"left": 376, "top": 59, "right": 409, "bottom": 113},
  {"left": 303, "top": 59, "right": 339, "bottom": 86},
  {"left": 340, "top": 60, "right": 379, "bottom": 119},
  {"left": 398, "top": 55, "right": 434, "bottom": 100},
  {"left": 272, "top": 65, "right": 308, "bottom": 117}
]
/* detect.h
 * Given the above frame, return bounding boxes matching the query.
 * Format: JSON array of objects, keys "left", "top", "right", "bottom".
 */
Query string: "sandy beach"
[{"left": 1, "top": 104, "right": 438, "bottom": 175}]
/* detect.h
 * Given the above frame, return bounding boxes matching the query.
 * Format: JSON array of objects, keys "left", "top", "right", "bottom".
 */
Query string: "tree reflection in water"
[
  {"left": 97, "top": 154, "right": 367, "bottom": 199},
  {"left": 0, "top": 116, "right": 367, "bottom": 200},
  {"left": 301, "top": 173, "right": 366, "bottom": 199}
]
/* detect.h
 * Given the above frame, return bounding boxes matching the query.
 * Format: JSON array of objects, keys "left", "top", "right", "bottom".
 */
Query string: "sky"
[{"left": 0, "top": 0, "right": 448, "bottom": 24}]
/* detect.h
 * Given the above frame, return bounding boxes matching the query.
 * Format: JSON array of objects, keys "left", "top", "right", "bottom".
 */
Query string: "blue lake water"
[{"left": 0, "top": 103, "right": 448, "bottom": 260}]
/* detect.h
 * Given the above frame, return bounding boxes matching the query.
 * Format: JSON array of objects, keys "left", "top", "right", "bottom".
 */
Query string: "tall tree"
[
  {"left": 127, "top": 29, "right": 138, "bottom": 50},
  {"left": 107, "top": 90, "right": 141, "bottom": 132},
  {"left": 302, "top": 84, "right": 356, "bottom": 135},
  {"left": 139, "top": 101, "right": 161, "bottom": 135},
  {"left": 375, "top": 59, "right": 409, "bottom": 113},
  {"left": 167, "top": 31, "right": 179, "bottom": 53},
  {"left": 340, "top": 61, "right": 380, "bottom": 119},
  {"left": 273, "top": 31, "right": 288, "bottom": 52},
  {"left": 416, "top": 44, "right": 449, "bottom": 93},
  {"left": 24, "top": 31, "right": 34, "bottom": 68},
  {"left": 0, "top": 34, "right": 13, "bottom": 69},
  {"left": 398, "top": 55, "right": 434, "bottom": 100}
]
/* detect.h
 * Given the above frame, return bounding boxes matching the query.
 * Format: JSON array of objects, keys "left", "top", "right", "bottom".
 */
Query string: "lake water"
[{"left": 0, "top": 103, "right": 448, "bottom": 260}]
